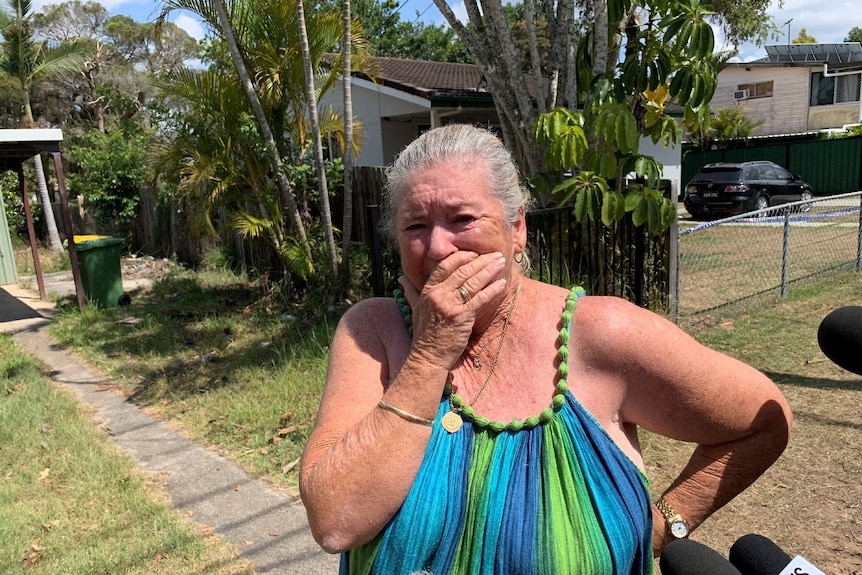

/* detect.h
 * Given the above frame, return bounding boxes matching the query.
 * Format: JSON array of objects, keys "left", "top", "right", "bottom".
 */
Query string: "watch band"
[
  {"left": 656, "top": 497, "right": 690, "bottom": 539},
  {"left": 655, "top": 497, "right": 678, "bottom": 520}
]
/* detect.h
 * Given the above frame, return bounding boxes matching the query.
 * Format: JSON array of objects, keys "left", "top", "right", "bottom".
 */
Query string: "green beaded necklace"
[{"left": 393, "top": 285, "right": 582, "bottom": 434}]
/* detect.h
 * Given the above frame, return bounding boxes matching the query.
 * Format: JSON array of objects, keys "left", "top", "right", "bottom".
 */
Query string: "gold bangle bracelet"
[{"left": 377, "top": 400, "right": 434, "bottom": 427}]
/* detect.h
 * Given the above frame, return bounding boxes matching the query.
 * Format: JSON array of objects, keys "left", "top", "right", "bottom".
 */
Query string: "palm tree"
[
  {"left": 210, "top": 0, "right": 312, "bottom": 263},
  {"left": 340, "top": 0, "right": 354, "bottom": 278},
  {"left": 151, "top": 67, "right": 295, "bottom": 265},
  {"left": 296, "top": 0, "right": 337, "bottom": 275},
  {"left": 0, "top": 0, "right": 88, "bottom": 252},
  {"left": 159, "top": 0, "right": 370, "bottom": 278}
]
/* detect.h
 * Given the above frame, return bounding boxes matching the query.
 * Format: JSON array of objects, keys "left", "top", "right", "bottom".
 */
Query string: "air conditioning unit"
[{"left": 733, "top": 89, "right": 750, "bottom": 100}]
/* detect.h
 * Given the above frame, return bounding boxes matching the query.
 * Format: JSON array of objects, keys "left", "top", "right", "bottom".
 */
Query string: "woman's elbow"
[
  {"left": 311, "top": 525, "right": 353, "bottom": 555},
  {"left": 756, "top": 393, "right": 794, "bottom": 458},
  {"left": 305, "top": 509, "right": 375, "bottom": 554}
]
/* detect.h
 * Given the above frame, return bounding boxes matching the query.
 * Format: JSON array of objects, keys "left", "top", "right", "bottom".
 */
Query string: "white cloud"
[{"left": 175, "top": 13, "right": 207, "bottom": 41}]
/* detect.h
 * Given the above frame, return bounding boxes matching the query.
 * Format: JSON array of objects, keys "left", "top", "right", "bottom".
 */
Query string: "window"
[
  {"left": 810, "top": 72, "right": 861, "bottom": 106},
  {"left": 737, "top": 81, "right": 774, "bottom": 99}
]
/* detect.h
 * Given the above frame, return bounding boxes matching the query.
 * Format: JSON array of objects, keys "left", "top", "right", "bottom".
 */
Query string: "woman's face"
[{"left": 395, "top": 157, "right": 526, "bottom": 292}]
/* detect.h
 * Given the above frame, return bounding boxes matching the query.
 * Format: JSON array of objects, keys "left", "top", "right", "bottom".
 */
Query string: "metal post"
[
  {"left": 366, "top": 204, "right": 385, "bottom": 297},
  {"left": 51, "top": 151, "right": 86, "bottom": 311},
  {"left": 16, "top": 163, "right": 46, "bottom": 299},
  {"left": 856, "top": 193, "right": 862, "bottom": 271},
  {"left": 780, "top": 208, "right": 791, "bottom": 298}
]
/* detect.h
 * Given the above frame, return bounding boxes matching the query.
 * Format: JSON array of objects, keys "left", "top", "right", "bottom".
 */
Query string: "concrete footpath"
[{"left": 0, "top": 278, "right": 339, "bottom": 575}]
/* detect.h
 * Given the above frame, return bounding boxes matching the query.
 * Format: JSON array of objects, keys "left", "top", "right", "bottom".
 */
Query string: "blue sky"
[{"left": 28, "top": 0, "right": 861, "bottom": 63}]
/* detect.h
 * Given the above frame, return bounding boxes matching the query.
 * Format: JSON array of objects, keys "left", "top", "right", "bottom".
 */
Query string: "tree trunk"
[
  {"left": 296, "top": 0, "right": 339, "bottom": 276},
  {"left": 432, "top": 0, "right": 548, "bottom": 176},
  {"left": 210, "top": 0, "right": 312, "bottom": 264},
  {"left": 22, "top": 96, "right": 64, "bottom": 252},
  {"left": 592, "top": 0, "right": 609, "bottom": 78},
  {"left": 340, "top": 0, "right": 354, "bottom": 280},
  {"left": 524, "top": 0, "right": 546, "bottom": 115},
  {"left": 31, "top": 154, "right": 64, "bottom": 252}
]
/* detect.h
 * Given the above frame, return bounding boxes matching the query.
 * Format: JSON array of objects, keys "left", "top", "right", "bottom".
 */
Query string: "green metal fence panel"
[
  {"left": 0, "top": 190, "right": 18, "bottom": 285},
  {"left": 788, "top": 138, "right": 862, "bottom": 195}
]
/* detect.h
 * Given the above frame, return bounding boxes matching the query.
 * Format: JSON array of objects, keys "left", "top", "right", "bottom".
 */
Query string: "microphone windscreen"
[
  {"left": 660, "top": 539, "right": 743, "bottom": 575},
  {"left": 817, "top": 306, "right": 862, "bottom": 376},
  {"left": 728, "top": 533, "right": 792, "bottom": 575}
]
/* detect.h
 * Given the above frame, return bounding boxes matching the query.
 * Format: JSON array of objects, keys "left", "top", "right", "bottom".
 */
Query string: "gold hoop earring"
[{"left": 513, "top": 251, "right": 524, "bottom": 264}]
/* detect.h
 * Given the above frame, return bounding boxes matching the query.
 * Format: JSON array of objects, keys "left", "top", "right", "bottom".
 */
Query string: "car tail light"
[{"left": 724, "top": 184, "right": 749, "bottom": 193}]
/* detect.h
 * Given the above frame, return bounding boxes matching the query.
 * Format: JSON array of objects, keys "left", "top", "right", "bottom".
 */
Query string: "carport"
[{"left": 0, "top": 129, "right": 85, "bottom": 310}]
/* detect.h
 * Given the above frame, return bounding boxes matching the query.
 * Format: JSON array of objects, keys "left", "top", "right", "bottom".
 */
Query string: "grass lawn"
[
  {"left": 39, "top": 263, "right": 862, "bottom": 574},
  {"left": 0, "top": 334, "right": 253, "bottom": 574}
]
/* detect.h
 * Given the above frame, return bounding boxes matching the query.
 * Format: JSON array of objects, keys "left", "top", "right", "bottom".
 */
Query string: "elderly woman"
[{"left": 299, "top": 124, "right": 792, "bottom": 574}]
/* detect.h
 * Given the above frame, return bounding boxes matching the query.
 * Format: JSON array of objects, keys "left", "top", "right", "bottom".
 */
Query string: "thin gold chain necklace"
[
  {"left": 465, "top": 329, "right": 503, "bottom": 370},
  {"left": 441, "top": 282, "right": 522, "bottom": 434}
]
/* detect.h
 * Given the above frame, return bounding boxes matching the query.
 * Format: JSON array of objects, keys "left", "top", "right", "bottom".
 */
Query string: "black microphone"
[
  {"left": 729, "top": 533, "right": 826, "bottom": 575},
  {"left": 660, "top": 539, "right": 743, "bottom": 575},
  {"left": 817, "top": 306, "right": 862, "bottom": 376}
]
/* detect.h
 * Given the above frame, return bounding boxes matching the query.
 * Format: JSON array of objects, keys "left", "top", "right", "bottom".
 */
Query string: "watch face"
[{"left": 670, "top": 520, "right": 689, "bottom": 539}]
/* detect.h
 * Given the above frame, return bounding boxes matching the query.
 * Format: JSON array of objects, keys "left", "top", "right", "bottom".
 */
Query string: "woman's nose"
[{"left": 427, "top": 224, "right": 457, "bottom": 260}]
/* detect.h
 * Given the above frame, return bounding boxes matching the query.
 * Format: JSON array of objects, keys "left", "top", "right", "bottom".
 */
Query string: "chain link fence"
[{"left": 675, "top": 191, "right": 862, "bottom": 326}]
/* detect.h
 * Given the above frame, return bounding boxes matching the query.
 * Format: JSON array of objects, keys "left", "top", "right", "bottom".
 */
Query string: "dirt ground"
[{"left": 120, "top": 255, "right": 176, "bottom": 281}]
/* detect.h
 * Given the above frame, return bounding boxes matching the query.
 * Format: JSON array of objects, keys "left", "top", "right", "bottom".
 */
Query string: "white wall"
[
  {"left": 714, "top": 66, "right": 811, "bottom": 135},
  {"left": 319, "top": 77, "right": 429, "bottom": 167},
  {"left": 639, "top": 136, "right": 682, "bottom": 197}
]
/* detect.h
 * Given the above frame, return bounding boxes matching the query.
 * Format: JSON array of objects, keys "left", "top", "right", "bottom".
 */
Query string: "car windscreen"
[{"left": 691, "top": 167, "right": 743, "bottom": 183}]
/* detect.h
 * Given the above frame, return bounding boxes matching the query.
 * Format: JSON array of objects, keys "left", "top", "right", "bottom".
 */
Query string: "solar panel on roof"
[{"left": 764, "top": 43, "right": 862, "bottom": 63}]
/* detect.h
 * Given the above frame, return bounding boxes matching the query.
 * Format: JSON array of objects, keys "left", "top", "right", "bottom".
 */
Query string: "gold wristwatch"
[{"left": 656, "top": 497, "right": 690, "bottom": 539}]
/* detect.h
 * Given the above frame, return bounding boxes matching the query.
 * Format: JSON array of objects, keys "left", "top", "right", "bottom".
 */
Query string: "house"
[
  {"left": 319, "top": 57, "right": 498, "bottom": 167},
  {"left": 714, "top": 43, "right": 862, "bottom": 136},
  {"left": 321, "top": 57, "right": 683, "bottom": 197}
]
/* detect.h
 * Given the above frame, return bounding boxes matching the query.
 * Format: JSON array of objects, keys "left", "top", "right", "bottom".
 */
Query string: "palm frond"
[
  {"left": 231, "top": 211, "right": 275, "bottom": 239},
  {"left": 31, "top": 39, "right": 90, "bottom": 81}
]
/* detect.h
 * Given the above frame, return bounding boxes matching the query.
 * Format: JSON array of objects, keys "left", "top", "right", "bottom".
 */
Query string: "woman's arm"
[
  {"left": 299, "top": 251, "right": 508, "bottom": 553},
  {"left": 299, "top": 298, "right": 447, "bottom": 553},
  {"left": 576, "top": 297, "right": 793, "bottom": 556}
]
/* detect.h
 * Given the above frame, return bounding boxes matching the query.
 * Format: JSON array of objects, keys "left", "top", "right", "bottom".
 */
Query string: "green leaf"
[
  {"left": 660, "top": 197, "right": 677, "bottom": 230},
  {"left": 599, "top": 152, "right": 617, "bottom": 180},
  {"left": 647, "top": 197, "right": 661, "bottom": 233},
  {"left": 601, "top": 189, "right": 626, "bottom": 226},
  {"left": 624, "top": 188, "right": 644, "bottom": 211},
  {"left": 631, "top": 200, "right": 649, "bottom": 227},
  {"left": 574, "top": 186, "right": 588, "bottom": 221},
  {"left": 551, "top": 178, "right": 579, "bottom": 206}
]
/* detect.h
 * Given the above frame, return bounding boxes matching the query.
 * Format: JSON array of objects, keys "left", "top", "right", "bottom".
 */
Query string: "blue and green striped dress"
[{"left": 341, "top": 287, "right": 653, "bottom": 575}]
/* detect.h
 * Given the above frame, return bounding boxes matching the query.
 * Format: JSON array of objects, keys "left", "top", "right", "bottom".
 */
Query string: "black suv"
[{"left": 684, "top": 161, "right": 813, "bottom": 219}]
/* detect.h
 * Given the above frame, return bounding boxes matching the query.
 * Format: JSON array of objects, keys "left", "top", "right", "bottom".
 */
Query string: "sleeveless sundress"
[{"left": 340, "top": 287, "right": 653, "bottom": 575}]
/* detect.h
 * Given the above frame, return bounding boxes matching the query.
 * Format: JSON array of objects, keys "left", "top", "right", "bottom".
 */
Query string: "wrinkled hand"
[{"left": 399, "top": 251, "right": 507, "bottom": 371}]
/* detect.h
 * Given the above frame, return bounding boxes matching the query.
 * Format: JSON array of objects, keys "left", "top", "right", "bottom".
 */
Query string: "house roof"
[{"left": 357, "top": 57, "right": 492, "bottom": 105}]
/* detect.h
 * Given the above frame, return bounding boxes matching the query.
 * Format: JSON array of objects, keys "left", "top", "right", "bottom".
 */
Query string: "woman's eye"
[
  {"left": 404, "top": 223, "right": 425, "bottom": 231},
  {"left": 455, "top": 215, "right": 475, "bottom": 224}
]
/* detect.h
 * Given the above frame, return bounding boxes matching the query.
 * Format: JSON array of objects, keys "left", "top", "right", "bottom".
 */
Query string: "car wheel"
[
  {"left": 754, "top": 195, "right": 769, "bottom": 211},
  {"left": 799, "top": 191, "right": 813, "bottom": 213}
]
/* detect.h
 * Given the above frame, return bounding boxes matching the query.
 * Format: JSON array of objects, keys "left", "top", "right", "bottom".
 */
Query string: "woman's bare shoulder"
[
  {"left": 570, "top": 294, "right": 691, "bottom": 362},
  {"left": 336, "top": 297, "right": 407, "bottom": 341}
]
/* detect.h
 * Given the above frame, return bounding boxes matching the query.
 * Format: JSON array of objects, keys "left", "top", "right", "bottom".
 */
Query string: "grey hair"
[{"left": 380, "top": 124, "right": 535, "bottom": 242}]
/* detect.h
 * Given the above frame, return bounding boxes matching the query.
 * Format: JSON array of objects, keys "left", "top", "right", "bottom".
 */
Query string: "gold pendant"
[
  {"left": 441, "top": 411, "right": 463, "bottom": 433},
  {"left": 471, "top": 356, "right": 482, "bottom": 370}
]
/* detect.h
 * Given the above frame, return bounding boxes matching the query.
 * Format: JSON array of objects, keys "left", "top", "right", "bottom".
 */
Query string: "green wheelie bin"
[{"left": 74, "top": 236, "right": 124, "bottom": 308}]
